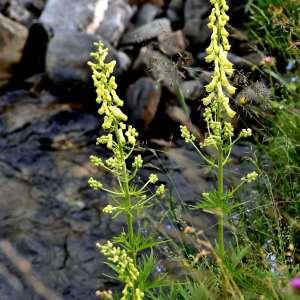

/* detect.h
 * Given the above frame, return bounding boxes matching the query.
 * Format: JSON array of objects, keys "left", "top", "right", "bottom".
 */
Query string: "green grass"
[{"left": 246, "top": 0, "right": 300, "bottom": 61}]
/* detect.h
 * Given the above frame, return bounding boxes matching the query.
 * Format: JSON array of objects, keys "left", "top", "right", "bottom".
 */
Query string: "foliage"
[{"left": 246, "top": 0, "right": 300, "bottom": 60}]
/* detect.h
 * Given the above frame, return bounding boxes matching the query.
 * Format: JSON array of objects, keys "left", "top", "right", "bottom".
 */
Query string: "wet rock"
[
  {"left": 45, "top": 32, "right": 131, "bottom": 93},
  {"left": 183, "top": 0, "right": 211, "bottom": 46},
  {"left": 0, "top": 13, "right": 28, "bottom": 87},
  {"left": 134, "top": 3, "right": 162, "bottom": 26},
  {"left": 133, "top": 46, "right": 182, "bottom": 93},
  {"left": 121, "top": 18, "right": 171, "bottom": 44},
  {"left": 158, "top": 30, "right": 186, "bottom": 56},
  {"left": 40, "top": 0, "right": 133, "bottom": 45},
  {"left": 126, "top": 77, "right": 161, "bottom": 130}
]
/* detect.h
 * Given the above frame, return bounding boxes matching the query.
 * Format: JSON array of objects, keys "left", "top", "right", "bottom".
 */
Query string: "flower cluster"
[
  {"left": 96, "top": 289, "right": 113, "bottom": 299},
  {"left": 88, "top": 42, "right": 165, "bottom": 202},
  {"left": 239, "top": 128, "right": 252, "bottom": 138},
  {"left": 241, "top": 171, "right": 259, "bottom": 183},
  {"left": 180, "top": 125, "right": 196, "bottom": 143},
  {"left": 97, "top": 241, "right": 143, "bottom": 300}
]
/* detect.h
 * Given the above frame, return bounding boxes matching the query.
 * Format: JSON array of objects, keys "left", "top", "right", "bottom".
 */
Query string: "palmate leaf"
[
  {"left": 113, "top": 230, "right": 167, "bottom": 255},
  {"left": 137, "top": 252, "right": 169, "bottom": 292},
  {"left": 195, "top": 190, "right": 233, "bottom": 216}
]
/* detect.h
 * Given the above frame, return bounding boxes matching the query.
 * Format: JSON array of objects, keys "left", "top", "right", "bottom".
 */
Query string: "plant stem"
[
  {"left": 114, "top": 121, "right": 134, "bottom": 252},
  {"left": 217, "top": 146, "right": 225, "bottom": 261}
]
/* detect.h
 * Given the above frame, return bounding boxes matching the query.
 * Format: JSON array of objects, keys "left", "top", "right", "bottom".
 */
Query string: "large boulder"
[
  {"left": 0, "top": 13, "right": 28, "bottom": 87},
  {"left": 40, "top": 0, "right": 133, "bottom": 45},
  {"left": 45, "top": 32, "right": 131, "bottom": 93}
]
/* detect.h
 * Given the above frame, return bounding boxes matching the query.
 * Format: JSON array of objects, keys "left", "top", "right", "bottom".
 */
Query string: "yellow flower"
[
  {"left": 202, "top": 0, "right": 236, "bottom": 119},
  {"left": 148, "top": 174, "right": 159, "bottom": 184}
]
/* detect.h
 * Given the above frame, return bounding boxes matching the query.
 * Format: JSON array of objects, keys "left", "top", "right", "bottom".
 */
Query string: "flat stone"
[{"left": 121, "top": 18, "right": 171, "bottom": 44}]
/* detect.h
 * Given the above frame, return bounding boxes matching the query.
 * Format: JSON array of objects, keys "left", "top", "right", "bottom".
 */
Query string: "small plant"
[
  {"left": 180, "top": 0, "right": 258, "bottom": 260},
  {"left": 88, "top": 43, "right": 165, "bottom": 299}
]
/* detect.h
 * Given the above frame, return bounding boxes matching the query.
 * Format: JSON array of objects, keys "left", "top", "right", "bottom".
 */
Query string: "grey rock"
[
  {"left": 89, "top": 0, "right": 134, "bottom": 46},
  {"left": 40, "top": 0, "right": 133, "bottom": 45},
  {"left": 158, "top": 30, "right": 186, "bottom": 56},
  {"left": 6, "top": 0, "right": 34, "bottom": 26},
  {"left": 183, "top": 0, "right": 211, "bottom": 46},
  {"left": 0, "top": 1, "right": 9, "bottom": 12},
  {"left": 5, "top": 0, "right": 46, "bottom": 26},
  {"left": 126, "top": 77, "right": 161, "bottom": 130},
  {"left": 179, "top": 80, "right": 204, "bottom": 100},
  {"left": 183, "top": 18, "right": 211, "bottom": 46},
  {"left": 121, "top": 18, "right": 171, "bottom": 44},
  {"left": 168, "top": 0, "right": 184, "bottom": 11},
  {"left": 167, "top": 0, "right": 183, "bottom": 22},
  {"left": 0, "top": 13, "right": 29, "bottom": 87},
  {"left": 134, "top": 3, "right": 162, "bottom": 26},
  {"left": 26, "top": 0, "right": 46, "bottom": 12},
  {"left": 184, "top": 0, "right": 210, "bottom": 21},
  {"left": 45, "top": 32, "right": 131, "bottom": 91}
]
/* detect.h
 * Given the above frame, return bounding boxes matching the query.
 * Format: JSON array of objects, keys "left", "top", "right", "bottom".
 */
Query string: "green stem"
[
  {"left": 114, "top": 121, "right": 135, "bottom": 254},
  {"left": 217, "top": 146, "right": 225, "bottom": 261}
]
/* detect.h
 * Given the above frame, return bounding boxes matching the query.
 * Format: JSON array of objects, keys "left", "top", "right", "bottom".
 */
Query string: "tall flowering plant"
[
  {"left": 88, "top": 43, "right": 165, "bottom": 300},
  {"left": 180, "top": 0, "right": 258, "bottom": 259}
]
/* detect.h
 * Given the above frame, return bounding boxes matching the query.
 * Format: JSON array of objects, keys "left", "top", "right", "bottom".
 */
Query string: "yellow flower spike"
[
  {"left": 201, "top": 0, "right": 236, "bottom": 119},
  {"left": 109, "top": 106, "right": 128, "bottom": 122}
]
